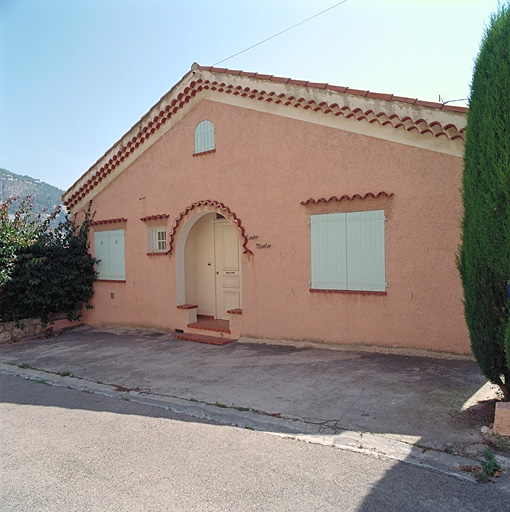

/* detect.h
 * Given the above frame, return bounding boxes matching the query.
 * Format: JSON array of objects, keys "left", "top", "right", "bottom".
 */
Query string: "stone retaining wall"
[
  {"left": 0, "top": 318, "right": 44, "bottom": 342},
  {"left": 0, "top": 317, "right": 82, "bottom": 343}
]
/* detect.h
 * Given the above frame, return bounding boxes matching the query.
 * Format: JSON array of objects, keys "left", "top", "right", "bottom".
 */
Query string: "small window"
[
  {"left": 194, "top": 120, "right": 215, "bottom": 154},
  {"left": 94, "top": 230, "right": 126, "bottom": 280},
  {"left": 148, "top": 227, "right": 167, "bottom": 253},
  {"left": 310, "top": 210, "right": 386, "bottom": 292}
]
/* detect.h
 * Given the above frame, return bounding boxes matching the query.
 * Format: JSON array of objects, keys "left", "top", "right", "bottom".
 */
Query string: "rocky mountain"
[{"left": 0, "top": 168, "right": 64, "bottom": 218}]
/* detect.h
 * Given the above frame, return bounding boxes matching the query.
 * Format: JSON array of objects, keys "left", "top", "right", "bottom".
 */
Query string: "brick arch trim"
[{"left": 168, "top": 200, "right": 253, "bottom": 255}]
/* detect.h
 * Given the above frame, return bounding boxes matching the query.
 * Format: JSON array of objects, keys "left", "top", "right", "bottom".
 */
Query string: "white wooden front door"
[{"left": 214, "top": 220, "right": 241, "bottom": 320}]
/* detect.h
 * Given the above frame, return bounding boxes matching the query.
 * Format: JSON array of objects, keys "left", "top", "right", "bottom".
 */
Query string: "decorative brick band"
[
  {"left": 227, "top": 308, "right": 243, "bottom": 315},
  {"left": 168, "top": 199, "right": 253, "bottom": 255},
  {"left": 90, "top": 218, "right": 127, "bottom": 226},
  {"left": 301, "top": 192, "right": 393, "bottom": 206},
  {"left": 140, "top": 214, "right": 169, "bottom": 221},
  {"left": 177, "top": 304, "right": 198, "bottom": 309},
  {"left": 310, "top": 289, "right": 387, "bottom": 296}
]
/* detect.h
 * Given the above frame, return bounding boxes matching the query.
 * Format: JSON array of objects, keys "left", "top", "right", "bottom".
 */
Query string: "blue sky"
[{"left": 1, "top": 0, "right": 498, "bottom": 190}]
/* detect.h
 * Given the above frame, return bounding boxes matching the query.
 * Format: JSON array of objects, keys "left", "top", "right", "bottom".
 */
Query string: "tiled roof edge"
[
  {"left": 198, "top": 65, "right": 468, "bottom": 114},
  {"left": 301, "top": 191, "right": 394, "bottom": 206},
  {"left": 63, "top": 63, "right": 466, "bottom": 210},
  {"left": 90, "top": 217, "right": 127, "bottom": 226}
]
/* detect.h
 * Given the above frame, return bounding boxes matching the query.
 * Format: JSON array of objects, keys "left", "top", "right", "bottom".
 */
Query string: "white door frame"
[{"left": 176, "top": 211, "right": 242, "bottom": 318}]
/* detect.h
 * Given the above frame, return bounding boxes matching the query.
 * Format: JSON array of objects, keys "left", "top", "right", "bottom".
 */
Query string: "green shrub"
[
  {"left": 459, "top": 4, "right": 510, "bottom": 400},
  {"left": 0, "top": 196, "right": 98, "bottom": 326}
]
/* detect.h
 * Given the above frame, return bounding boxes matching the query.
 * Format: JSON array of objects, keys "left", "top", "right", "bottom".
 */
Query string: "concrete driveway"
[{"left": 0, "top": 325, "right": 502, "bottom": 477}]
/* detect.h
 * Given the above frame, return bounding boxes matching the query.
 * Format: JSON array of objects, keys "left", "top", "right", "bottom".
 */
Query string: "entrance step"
[
  {"left": 187, "top": 317, "right": 230, "bottom": 334},
  {"left": 174, "top": 332, "right": 235, "bottom": 346}
]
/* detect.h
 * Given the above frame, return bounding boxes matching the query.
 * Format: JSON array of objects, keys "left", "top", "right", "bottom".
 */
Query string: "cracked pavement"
[{"left": 0, "top": 325, "right": 505, "bottom": 479}]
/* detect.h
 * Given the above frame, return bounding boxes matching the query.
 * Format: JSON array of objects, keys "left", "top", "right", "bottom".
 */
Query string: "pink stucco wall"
[{"left": 80, "top": 98, "right": 469, "bottom": 353}]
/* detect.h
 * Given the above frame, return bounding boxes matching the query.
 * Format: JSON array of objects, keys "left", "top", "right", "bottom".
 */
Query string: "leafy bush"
[{"left": 0, "top": 196, "right": 98, "bottom": 326}]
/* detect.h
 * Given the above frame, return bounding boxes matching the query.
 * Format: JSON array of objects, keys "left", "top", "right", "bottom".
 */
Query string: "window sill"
[
  {"left": 310, "top": 288, "right": 387, "bottom": 296},
  {"left": 146, "top": 252, "right": 169, "bottom": 256},
  {"left": 193, "top": 149, "right": 216, "bottom": 157},
  {"left": 96, "top": 279, "right": 126, "bottom": 283}
]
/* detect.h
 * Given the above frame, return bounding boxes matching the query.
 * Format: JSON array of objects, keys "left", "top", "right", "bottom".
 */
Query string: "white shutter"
[
  {"left": 310, "top": 213, "right": 347, "bottom": 290},
  {"left": 345, "top": 210, "right": 385, "bottom": 291}
]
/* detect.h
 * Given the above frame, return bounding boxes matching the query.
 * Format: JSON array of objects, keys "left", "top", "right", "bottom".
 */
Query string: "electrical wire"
[{"left": 213, "top": 1, "right": 349, "bottom": 67}]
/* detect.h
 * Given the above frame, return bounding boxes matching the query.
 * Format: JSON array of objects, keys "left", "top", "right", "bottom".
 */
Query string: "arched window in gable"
[{"left": 194, "top": 120, "right": 215, "bottom": 154}]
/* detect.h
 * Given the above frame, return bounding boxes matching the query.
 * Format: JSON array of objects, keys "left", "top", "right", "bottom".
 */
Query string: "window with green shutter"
[
  {"left": 94, "top": 230, "right": 126, "bottom": 280},
  {"left": 310, "top": 210, "right": 386, "bottom": 292},
  {"left": 194, "top": 120, "right": 215, "bottom": 154}
]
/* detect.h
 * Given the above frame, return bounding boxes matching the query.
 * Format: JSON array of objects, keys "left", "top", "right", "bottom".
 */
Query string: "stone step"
[{"left": 173, "top": 332, "right": 235, "bottom": 346}]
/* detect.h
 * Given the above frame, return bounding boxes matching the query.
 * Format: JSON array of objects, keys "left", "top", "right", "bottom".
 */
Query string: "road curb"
[{"left": 2, "top": 362, "right": 505, "bottom": 483}]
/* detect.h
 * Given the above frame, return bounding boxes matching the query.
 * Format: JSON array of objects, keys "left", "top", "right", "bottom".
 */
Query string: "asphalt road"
[{"left": 1, "top": 374, "right": 508, "bottom": 512}]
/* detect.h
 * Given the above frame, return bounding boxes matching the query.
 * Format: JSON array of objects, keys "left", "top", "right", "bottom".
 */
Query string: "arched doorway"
[{"left": 177, "top": 211, "right": 242, "bottom": 320}]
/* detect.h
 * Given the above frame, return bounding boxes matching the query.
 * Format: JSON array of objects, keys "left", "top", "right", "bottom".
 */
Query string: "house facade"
[{"left": 63, "top": 63, "right": 469, "bottom": 353}]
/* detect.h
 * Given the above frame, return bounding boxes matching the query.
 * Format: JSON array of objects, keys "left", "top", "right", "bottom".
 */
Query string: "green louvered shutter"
[
  {"left": 194, "top": 120, "right": 215, "bottom": 153},
  {"left": 310, "top": 210, "right": 386, "bottom": 292},
  {"left": 94, "top": 230, "right": 125, "bottom": 280},
  {"left": 345, "top": 210, "right": 385, "bottom": 291},
  {"left": 310, "top": 213, "right": 347, "bottom": 290}
]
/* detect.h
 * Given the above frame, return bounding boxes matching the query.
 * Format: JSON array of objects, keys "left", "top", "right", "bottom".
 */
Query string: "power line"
[{"left": 213, "top": 1, "right": 349, "bottom": 67}]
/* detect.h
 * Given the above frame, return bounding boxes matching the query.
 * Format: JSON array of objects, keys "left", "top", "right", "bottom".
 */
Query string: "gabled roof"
[{"left": 63, "top": 63, "right": 467, "bottom": 211}]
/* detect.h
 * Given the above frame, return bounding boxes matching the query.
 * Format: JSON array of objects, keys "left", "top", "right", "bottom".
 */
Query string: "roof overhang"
[{"left": 63, "top": 63, "right": 467, "bottom": 212}]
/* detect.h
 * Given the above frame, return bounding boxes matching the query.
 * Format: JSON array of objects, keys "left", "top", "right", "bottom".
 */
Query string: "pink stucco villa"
[{"left": 63, "top": 63, "right": 469, "bottom": 353}]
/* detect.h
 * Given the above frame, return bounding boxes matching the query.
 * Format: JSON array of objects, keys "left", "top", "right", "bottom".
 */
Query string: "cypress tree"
[{"left": 459, "top": 4, "right": 510, "bottom": 400}]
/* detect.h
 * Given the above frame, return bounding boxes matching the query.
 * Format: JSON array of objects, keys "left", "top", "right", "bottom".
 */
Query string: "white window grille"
[{"left": 147, "top": 227, "right": 167, "bottom": 253}]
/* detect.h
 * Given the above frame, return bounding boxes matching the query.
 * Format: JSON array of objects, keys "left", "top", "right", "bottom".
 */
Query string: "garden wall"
[{"left": 0, "top": 317, "right": 81, "bottom": 343}]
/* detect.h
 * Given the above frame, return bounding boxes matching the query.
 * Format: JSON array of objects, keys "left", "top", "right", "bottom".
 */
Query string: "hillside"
[{"left": 0, "top": 168, "right": 64, "bottom": 217}]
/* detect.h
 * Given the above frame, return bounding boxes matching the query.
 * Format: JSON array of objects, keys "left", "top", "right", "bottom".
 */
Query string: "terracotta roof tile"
[
  {"left": 416, "top": 99, "right": 444, "bottom": 109},
  {"left": 307, "top": 81, "right": 328, "bottom": 89},
  {"left": 301, "top": 191, "right": 393, "bottom": 206},
  {"left": 327, "top": 85, "right": 348, "bottom": 93},
  {"left": 90, "top": 218, "right": 127, "bottom": 226},
  {"left": 63, "top": 64, "right": 467, "bottom": 210},
  {"left": 443, "top": 104, "right": 467, "bottom": 113},
  {"left": 168, "top": 200, "right": 253, "bottom": 256},
  {"left": 391, "top": 95, "right": 417, "bottom": 105},
  {"left": 140, "top": 214, "right": 170, "bottom": 221},
  {"left": 288, "top": 79, "right": 308, "bottom": 86},
  {"left": 345, "top": 88, "right": 369, "bottom": 97},
  {"left": 367, "top": 92, "right": 394, "bottom": 101},
  {"left": 271, "top": 76, "right": 290, "bottom": 84}
]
